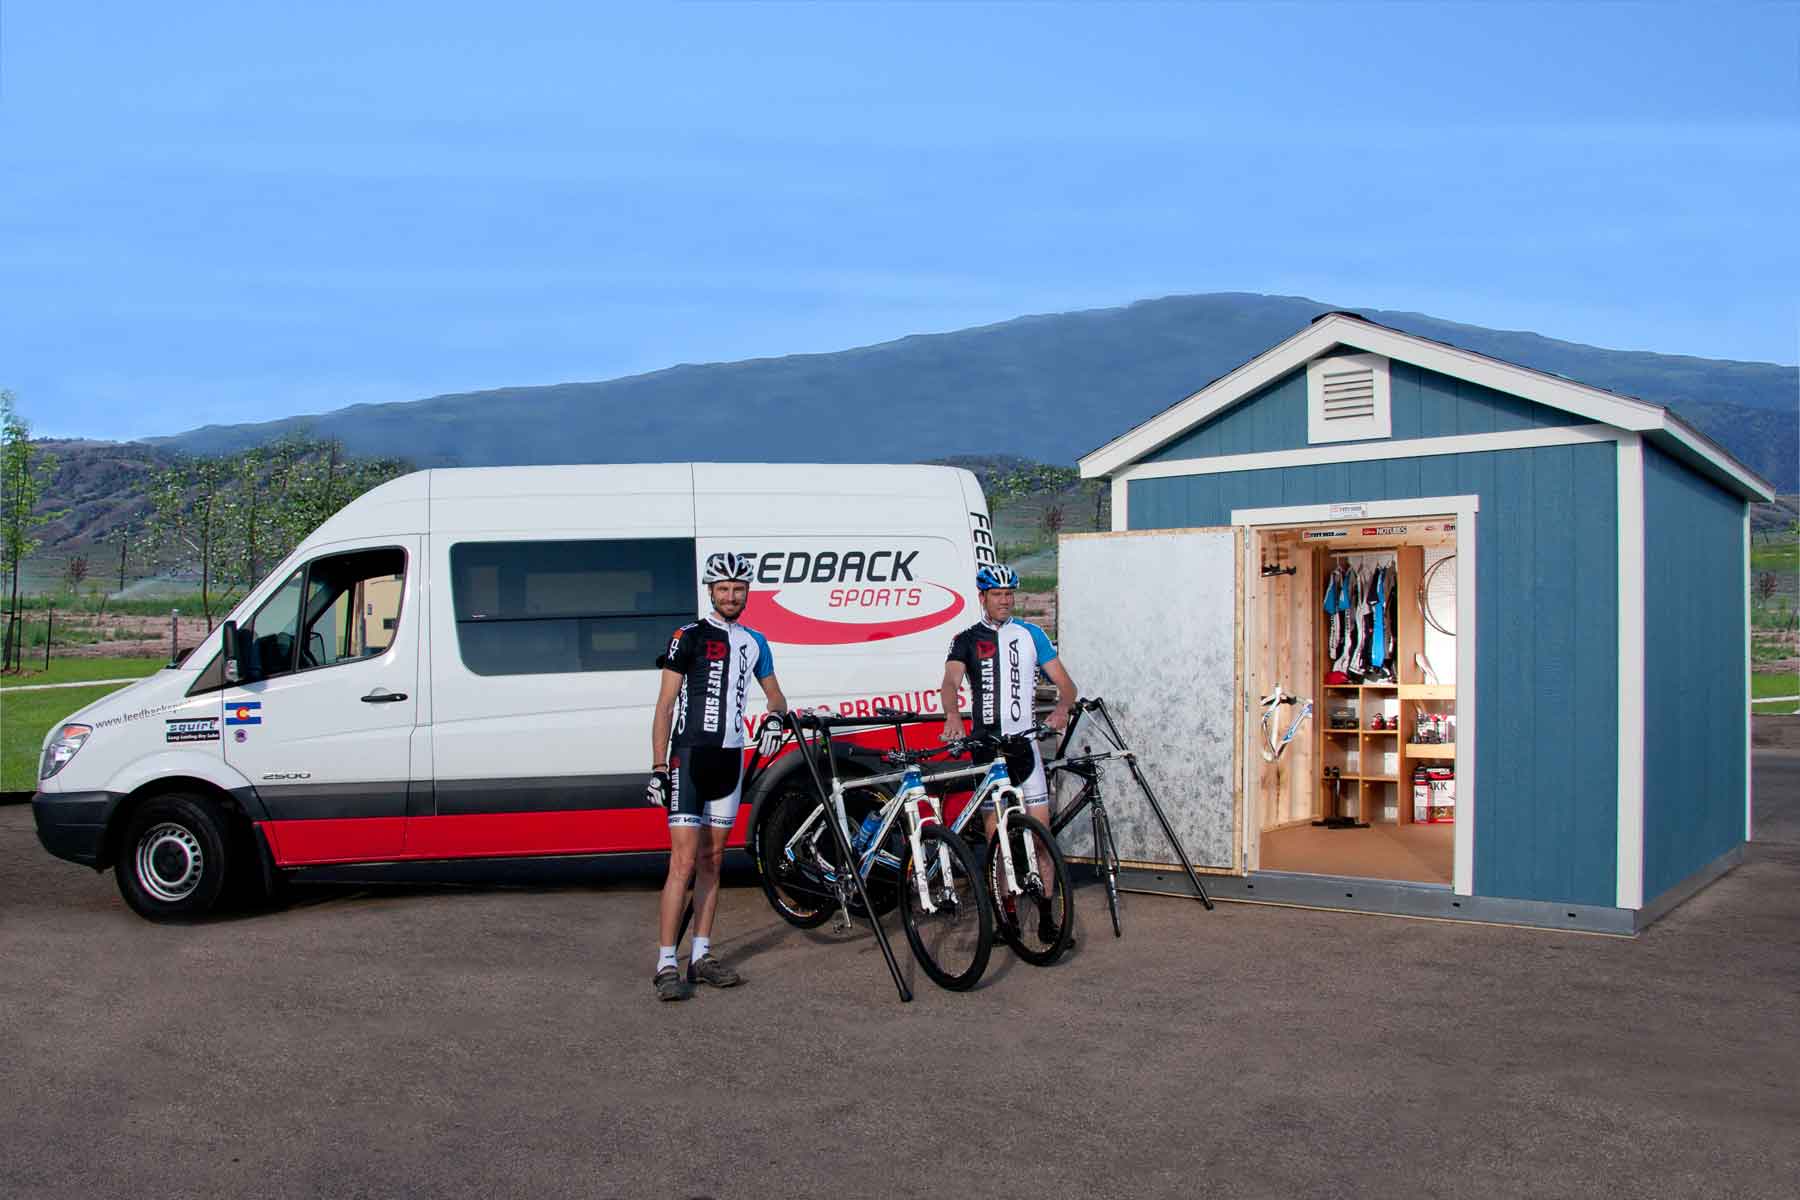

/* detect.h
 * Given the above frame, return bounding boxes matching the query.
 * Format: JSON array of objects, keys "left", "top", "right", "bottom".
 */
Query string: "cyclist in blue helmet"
[
  {"left": 940, "top": 561, "right": 1078, "bottom": 816},
  {"left": 940, "top": 562, "right": 1078, "bottom": 943}
]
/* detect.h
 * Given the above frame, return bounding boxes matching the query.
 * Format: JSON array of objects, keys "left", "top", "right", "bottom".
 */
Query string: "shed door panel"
[{"left": 1056, "top": 528, "right": 1239, "bottom": 873}]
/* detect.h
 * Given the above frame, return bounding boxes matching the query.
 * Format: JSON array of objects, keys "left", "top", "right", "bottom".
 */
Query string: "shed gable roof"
[{"left": 1079, "top": 312, "right": 1774, "bottom": 501}]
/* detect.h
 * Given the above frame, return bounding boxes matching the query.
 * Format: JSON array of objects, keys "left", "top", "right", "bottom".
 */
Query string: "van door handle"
[{"left": 361, "top": 689, "right": 408, "bottom": 703}]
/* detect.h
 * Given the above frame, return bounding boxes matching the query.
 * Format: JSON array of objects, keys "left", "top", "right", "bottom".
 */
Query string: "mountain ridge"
[{"left": 121, "top": 291, "right": 1797, "bottom": 492}]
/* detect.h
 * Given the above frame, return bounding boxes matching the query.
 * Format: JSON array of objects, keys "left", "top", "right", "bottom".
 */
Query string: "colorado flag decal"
[{"left": 226, "top": 701, "right": 263, "bottom": 726}]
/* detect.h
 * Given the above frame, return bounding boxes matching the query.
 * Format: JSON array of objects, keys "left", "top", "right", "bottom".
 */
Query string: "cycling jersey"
[
  {"left": 947, "top": 618, "right": 1057, "bottom": 739},
  {"left": 664, "top": 615, "right": 774, "bottom": 751}
]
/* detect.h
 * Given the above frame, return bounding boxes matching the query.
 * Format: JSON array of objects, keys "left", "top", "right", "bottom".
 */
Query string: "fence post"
[
  {"left": 169, "top": 608, "right": 180, "bottom": 666},
  {"left": 45, "top": 607, "right": 53, "bottom": 669}
]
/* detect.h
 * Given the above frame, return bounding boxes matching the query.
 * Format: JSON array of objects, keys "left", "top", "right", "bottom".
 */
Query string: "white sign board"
[{"left": 1055, "top": 529, "right": 1239, "bottom": 872}]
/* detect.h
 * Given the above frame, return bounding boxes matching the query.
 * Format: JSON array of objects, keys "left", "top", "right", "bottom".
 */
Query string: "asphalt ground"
[{"left": 4, "top": 756, "right": 1797, "bottom": 1200}]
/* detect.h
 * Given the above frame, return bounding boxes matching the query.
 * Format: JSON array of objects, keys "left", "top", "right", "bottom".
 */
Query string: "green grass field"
[
  {"left": 1, "top": 682, "right": 141, "bottom": 792},
  {"left": 1, "top": 660, "right": 162, "bottom": 792},
  {"left": 0, "top": 656, "right": 166, "bottom": 690},
  {"left": 1750, "top": 538, "right": 1798, "bottom": 574},
  {"left": 1752, "top": 671, "right": 1800, "bottom": 712}
]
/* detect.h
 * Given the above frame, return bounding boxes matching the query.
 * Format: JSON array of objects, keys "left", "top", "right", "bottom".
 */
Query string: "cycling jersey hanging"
[
  {"left": 1323, "top": 563, "right": 1350, "bottom": 683},
  {"left": 1323, "top": 552, "right": 1398, "bottom": 684}
]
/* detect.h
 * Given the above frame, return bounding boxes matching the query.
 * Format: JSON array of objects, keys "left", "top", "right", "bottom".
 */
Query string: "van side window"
[
  {"left": 297, "top": 548, "right": 408, "bottom": 670},
  {"left": 450, "top": 539, "right": 697, "bottom": 675},
  {"left": 188, "top": 547, "right": 409, "bottom": 693},
  {"left": 242, "top": 568, "right": 305, "bottom": 682}
]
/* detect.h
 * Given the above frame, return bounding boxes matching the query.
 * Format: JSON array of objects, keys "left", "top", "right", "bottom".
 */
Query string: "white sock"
[
  {"left": 690, "top": 935, "right": 711, "bottom": 963},
  {"left": 657, "top": 945, "right": 678, "bottom": 972}
]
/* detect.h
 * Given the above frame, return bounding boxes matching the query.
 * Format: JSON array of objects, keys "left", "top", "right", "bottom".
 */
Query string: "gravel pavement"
[{"left": 3, "top": 755, "right": 1797, "bottom": 1199}]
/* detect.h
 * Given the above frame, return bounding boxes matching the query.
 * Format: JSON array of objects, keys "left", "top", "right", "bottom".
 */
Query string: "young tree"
[
  {"left": 1, "top": 391, "right": 60, "bottom": 671},
  {"left": 1756, "top": 571, "right": 1779, "bottom": 606},
  {"left": 149, "top": 455, "right": 238, "bottom": 631},
  {"left": 1040, "top": 503, "right": 1065, "bottom": 540},
  {"left": 151, "top": 439, "right": 409, "bottom": 630},
  {"left": 63, "top": 555, "right": 89, "bottom": 596}
]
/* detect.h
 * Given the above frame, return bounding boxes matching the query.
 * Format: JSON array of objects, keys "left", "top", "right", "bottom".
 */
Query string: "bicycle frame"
[
  {"left": 778, "top": 755, "right": 987, "bottom": 914},
  {"left": 1042, "top": 697, "right": 1214, "bottom": 911}
]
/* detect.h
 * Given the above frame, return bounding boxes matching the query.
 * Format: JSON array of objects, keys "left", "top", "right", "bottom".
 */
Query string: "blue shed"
[{"left": 1076, "top": 313, "right": 1774, "bottom": 933}]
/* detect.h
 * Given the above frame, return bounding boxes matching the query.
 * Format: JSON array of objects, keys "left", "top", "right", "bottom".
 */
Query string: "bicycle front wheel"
[
  {"left": 987, "top": 813, "right": 1073, "bottom": 966},
  {"left": 899, "top": 824, "right": 993, "bottom": 991}
]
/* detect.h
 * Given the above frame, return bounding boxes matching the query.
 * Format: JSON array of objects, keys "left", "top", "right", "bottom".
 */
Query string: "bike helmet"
[
  {"left": 975, "top": 563, "right": 1020, "bottom": 592},
  {"left": 702, "top": 552, "right": 755, "bottom": 584}
]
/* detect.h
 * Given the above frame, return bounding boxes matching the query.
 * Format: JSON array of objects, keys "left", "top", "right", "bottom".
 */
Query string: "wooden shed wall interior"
[{"left": 1126, "top": 363, "right": 1626, "bottom": 909}]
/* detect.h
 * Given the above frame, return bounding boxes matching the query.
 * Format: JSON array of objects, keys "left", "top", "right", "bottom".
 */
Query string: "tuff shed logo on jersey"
[
  {"left": 702, "top": 652, "right": 725, "bottom": 732},
  {"left": 735, "top": 543, "right": 967, "bottom": 645},
  {"left": 975, "top": 640, "right": 997, "bottom": 658},
  {"left": 979, "top": 651, "right": 998, "bottom": 725},
  {"left": 704, "top": 641, "right": 729, "bottom": 661}
]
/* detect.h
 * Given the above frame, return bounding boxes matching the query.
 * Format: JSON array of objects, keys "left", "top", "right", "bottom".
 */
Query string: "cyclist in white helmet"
[
  {"left": 940, "top": 563, "right": 1078, "bottom": 827},
  {"left": 646, "top": 551, "right": 788, "bottom": 1001}
]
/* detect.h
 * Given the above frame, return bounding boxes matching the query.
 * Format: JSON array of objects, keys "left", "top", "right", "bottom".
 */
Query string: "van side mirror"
[{"left": 222, "top": 621, "right": 241, "bottom": 684}]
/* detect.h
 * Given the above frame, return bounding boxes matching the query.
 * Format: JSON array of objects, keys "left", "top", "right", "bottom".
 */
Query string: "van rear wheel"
[{"left": 115, "top": 794, "right": 231, "bottom": 922}]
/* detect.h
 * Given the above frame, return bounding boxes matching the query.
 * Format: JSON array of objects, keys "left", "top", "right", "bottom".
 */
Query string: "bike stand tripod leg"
[
  {"left": 781, "top": 713, "right": 914, "bottom": 1003},
  {"left": 1121, "top": 756, "right": 1214, "bottom": 910},
  {"left": 1087, "top": 699, "right": 1214, "bottom": 911}
]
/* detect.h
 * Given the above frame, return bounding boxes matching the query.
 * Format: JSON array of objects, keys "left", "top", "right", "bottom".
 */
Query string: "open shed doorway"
[{"left": 1246, "top": 514, "right": 1463, "bottom": 887}]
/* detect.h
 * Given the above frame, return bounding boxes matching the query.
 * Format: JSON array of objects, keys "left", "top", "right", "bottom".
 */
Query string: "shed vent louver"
[
  {"left": 1307, "top": 353, "right": 1391, "bottom": 444},
  {"left": 1320, "top": 366, "right": 1377, "bottom": 422}
]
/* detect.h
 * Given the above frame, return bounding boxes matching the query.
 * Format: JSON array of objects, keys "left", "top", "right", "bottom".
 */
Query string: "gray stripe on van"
[
  {"left": 258, "top": 782, "right": 410, "bottom": 822},
  {"left": 432, "top": 774, "right": 645, "bottom": 816}
]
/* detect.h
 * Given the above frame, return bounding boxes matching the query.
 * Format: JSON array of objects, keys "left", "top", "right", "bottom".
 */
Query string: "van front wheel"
[{"left": 115, "top": 794, "right": 231, "bottom": 922}]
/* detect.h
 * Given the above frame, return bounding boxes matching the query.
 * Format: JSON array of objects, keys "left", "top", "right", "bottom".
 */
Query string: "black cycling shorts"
[
  {"left": 970, "top": 739, "right": 1048, "bottom": 806},
  {"left": 669, "top": 747, "right": 744, "bottom": 830}
]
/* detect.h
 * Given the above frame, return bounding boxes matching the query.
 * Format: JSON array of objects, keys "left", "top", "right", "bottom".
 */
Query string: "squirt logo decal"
[{"left": 732, "top": 545, "right": 966, "bottom": 646}]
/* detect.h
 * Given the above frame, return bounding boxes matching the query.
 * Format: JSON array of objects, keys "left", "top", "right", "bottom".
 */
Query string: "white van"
[{"left": 33, "top": 463, "right": 996, "bottom": 921}]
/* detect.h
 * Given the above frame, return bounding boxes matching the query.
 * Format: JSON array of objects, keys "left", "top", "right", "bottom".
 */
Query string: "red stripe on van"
[
  {"left": 261, "top": 817, "right": 409, "bottom": 866},
  {"left": 400, "top": 808, "right": 745, "bottom": 859},
  {"left": 259, "top": 809, "right": 753, "bottom": 866}
]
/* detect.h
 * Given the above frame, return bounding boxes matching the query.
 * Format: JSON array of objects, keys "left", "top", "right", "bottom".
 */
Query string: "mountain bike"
[
  {"left": 750, "top": 714, "right": 994, "bottom": 991},
  {"left": 890, "top": 725, "right": 1075, "bottom": 967}
]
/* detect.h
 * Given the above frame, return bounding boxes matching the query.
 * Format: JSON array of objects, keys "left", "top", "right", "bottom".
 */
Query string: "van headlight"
[{"left": 40, "top": 724, "right": 93, "bottom": 780}]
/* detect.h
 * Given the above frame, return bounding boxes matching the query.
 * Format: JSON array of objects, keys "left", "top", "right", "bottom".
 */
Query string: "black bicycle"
[{"left": 1044, "top": 697, "right": 1214, "bottom": 938}]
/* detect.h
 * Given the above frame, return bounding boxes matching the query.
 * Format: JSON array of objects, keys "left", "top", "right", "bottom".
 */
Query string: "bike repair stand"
[
  {"left": 772, "top": 710, "right": 915, "bottom": 1003},
  {"left": 1052, "top": 698, "right": 1214, "bottom": 911},
  {"left": 1311, "top": 765, "right": 1368, "bottom": 829}
]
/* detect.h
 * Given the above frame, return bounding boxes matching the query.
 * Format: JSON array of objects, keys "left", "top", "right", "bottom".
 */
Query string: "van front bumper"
[{"left": 33, "top": 791, "right": 120, "bottom": 868}]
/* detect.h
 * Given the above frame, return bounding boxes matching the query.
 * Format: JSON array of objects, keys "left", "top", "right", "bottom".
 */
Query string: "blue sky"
[{"left": 3, "top": 1, "right": 1795, "bottom": 441}]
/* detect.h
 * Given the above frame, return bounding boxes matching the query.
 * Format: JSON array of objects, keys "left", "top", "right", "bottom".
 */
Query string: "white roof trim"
[
  {"left": 1079, "top": 313, "right": 1774, "bottom": 502},
  {"left": 1119, "top": 423, "right": 1621, "bottom": 482}
]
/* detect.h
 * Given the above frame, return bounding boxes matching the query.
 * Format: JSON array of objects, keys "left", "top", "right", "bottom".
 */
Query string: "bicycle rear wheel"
[
  {"left": 1094, "top": 806, "right": 1123, "bottom": 938},
  {"left": 899, "top": 824, "right": 993, "bottom": 991},
  {"left": 986, "top": 813, "right": 1073, "bottom": 966},
  {"left": 751, "top": 784, "right": 834, "bottom": 929}
]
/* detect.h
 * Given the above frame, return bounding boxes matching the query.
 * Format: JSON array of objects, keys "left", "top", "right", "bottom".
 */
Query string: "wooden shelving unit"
[{"left": 1316, "top": 546, "right": 1456, "bottom": 825}]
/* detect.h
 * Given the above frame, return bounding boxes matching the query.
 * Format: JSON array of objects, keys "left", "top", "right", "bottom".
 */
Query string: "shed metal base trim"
[
  {"left": 1111, "top": 865, "right": 1637, "bottom": 935},
  {"left": 1633, "top": 844, "right": 1744, "bottom": 932}
]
